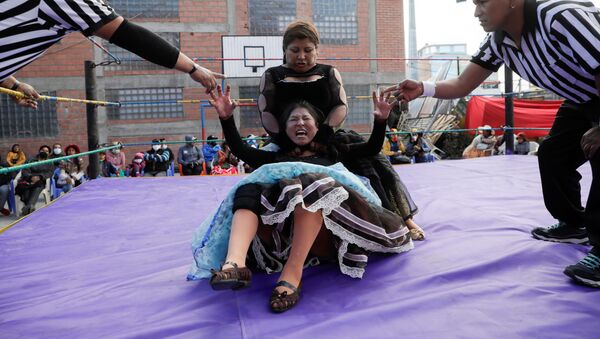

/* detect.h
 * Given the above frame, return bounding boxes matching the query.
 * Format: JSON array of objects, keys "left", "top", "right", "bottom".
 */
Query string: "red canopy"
[{"left": 465, "top": 96, "right": 563, "bottom": 137}]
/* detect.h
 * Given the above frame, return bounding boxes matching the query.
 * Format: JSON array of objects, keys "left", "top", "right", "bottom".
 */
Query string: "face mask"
[
  {"left": 152, "top": 145, "right": 160, "bottom": 151},
  {"left": 53, "top": 148, "right": 61, "bottom": 155},
  {"left": 112, "top": 149, "right": 121, "bottom": 154},
  {"left": 162, "top": 144, "right": 168, "bottom": 150},
  {"left": 134, "top": 159, "right": 143, "bottom": 164}
]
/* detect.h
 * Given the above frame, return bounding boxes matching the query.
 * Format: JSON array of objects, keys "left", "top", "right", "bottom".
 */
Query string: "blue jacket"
[{"left": 202, "top": 144, "right": 221, "bottom": 162}]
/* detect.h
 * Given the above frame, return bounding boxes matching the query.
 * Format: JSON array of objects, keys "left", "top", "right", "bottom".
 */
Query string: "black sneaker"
[
  {"left": 531, "top": 221, "right": 588, "bottom": 244},
  {"left": 564, "top": 253, "right": 600, "bottom": 288}
]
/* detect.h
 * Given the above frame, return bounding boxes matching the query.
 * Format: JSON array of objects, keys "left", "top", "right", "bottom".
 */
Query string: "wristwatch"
[
  {"left": 10, "top": 81, "right": 20, "bottom": 91},
  {"left": 188, "top": 64, "right": 198, "bottom": 75}
]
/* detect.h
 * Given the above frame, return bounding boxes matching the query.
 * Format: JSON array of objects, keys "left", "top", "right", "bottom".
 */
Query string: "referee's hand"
[
  {"left": 12, "top": 81, "right": 39, "bottom": 109},
  {"left": 581, "top": 126, "right": 600, "bottom": 160}
]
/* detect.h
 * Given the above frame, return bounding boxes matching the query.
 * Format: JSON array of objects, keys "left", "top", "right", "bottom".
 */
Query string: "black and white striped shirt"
[
  {"left": 0, "top": 0, "right": 117, "bottom": 82},
  {"left": 471, "top": 0, "right": 600, "bottom": 103}
]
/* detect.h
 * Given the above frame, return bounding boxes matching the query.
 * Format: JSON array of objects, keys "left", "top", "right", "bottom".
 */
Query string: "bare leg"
[
  {"left": 223, "top": 209, "right": 259, "bottom": 269},
  {"left": 276, "top": 205, "right": 323, "bottom": 294}
]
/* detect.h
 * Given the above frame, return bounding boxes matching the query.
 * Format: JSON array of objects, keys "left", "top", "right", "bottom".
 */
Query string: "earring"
[{"left": 510, "top": 3, "right": 515, "bottom": 8}]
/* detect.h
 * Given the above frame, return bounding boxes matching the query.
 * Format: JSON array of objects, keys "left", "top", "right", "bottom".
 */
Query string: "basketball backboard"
[{"left": 222, "top": 36, "right": 283, "bottom": 78}]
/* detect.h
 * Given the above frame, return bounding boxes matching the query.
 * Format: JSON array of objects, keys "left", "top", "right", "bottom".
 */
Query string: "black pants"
[
  {"left": 181, "top": 164, "right": 202, "bottom": 176},
  {"left": 537, "top": 99, "right": 600, "bottom": 247}
]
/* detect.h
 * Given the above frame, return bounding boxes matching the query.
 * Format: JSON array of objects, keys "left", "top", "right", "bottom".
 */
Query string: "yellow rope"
[{"left": 0, "top": 87, "right": 120, "bottom": 107}]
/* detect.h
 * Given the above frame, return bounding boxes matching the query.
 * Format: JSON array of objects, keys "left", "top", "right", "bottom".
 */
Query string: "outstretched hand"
[
  {"left": 11, "top": 82, "right": 39, "bottom": 109},
  {"left": 382, "top": 79, "right": 423, "bottom": 107},
  {"left": 208, "top": 84, "right": 237, "bottom": 119},
  {"left": 372, "top": 88, "right": 392, "bottom": 122},
  {"left": 581, "top": 126, "right": 600, "bottom": 160},
  {"left": 190, "top": 64, "right": 226, "bottom": 94}
]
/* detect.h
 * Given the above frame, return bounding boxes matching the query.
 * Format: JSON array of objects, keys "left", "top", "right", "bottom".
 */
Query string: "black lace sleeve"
[
  {"left": 342, "top": 119, "right": 387, "bottom": 158},
  {"left": 220, "top": 117, "right": 277, "bottom": 169},
  {"left": 258, "top": 68, "right": 278, "bottom": 135}
]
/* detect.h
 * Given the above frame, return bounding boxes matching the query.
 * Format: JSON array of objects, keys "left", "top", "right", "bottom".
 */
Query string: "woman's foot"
[
  {"left": 406, "top": 218, "right": 426, "bottom": 241},
  {"left": 209, "top": 261, "right": 252, "bottom": 290},
  {"left": 270, "top": 280, "right": 301, "bottom": 313}
]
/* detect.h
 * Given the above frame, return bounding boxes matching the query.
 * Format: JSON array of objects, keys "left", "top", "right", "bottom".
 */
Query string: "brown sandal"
[
  {"left": 270, "top": 280, "right": 301, "bottom": 313},
  {"left": 209, "top": 261, "right": 252, "bottom": 290}
]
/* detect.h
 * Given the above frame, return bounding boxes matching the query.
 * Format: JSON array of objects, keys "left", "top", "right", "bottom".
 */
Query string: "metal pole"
[
  {"left": 504, "top": 68, "right": 514, "bottom": 154},
  {"left": 85, "top": 60, "right": 99, "bottom": 179},
  {"left": 200, "top": 103, "right": 206, "bottom": 141},
  {"left": 456, "top": 56, "right": 461, "bottom": 76}
]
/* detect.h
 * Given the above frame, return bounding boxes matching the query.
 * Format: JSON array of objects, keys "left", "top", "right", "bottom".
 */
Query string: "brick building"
[{"left": 0, "top": 0, "right": 406, "bottom": 161}]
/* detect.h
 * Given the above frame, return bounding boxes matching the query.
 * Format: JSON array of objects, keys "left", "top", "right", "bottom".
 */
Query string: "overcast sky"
[{"left": 405, "top": 0, "right": 600, "bottom": 56}]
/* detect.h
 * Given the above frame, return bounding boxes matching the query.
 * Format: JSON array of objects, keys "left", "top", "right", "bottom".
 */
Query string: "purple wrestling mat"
[{"left": 1, "top": 156, "right": 598, "bottom": 338}]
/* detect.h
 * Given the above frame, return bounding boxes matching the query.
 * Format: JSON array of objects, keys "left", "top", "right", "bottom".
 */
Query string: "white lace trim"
[
  {"left": 261, "top": 195, "right": 304, "bottom": 225},
  {"left": 260, "top": 186, "right": 349, "bottom": 225},
  {"left": 323, "top": 217, "right": 414, "bottom": 254},
  {"left": 251, "top": 237, "right": 283, "bottom": 274},
  {"left": 304, "top": 187, "right": 349, "bottom": 215},
  {"left": 337, "top": 241, "right": 365, "bottom": 279}
]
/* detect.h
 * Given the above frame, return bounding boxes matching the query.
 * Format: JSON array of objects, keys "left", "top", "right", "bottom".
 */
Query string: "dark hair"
[
  {"left": 282, "top": 20, "right": 320, "bottom": 64},
  {"left": 39, "top": 144, "right": 51, "bottom": 153},
  {"left": 11, "top": 144, "right": 20, "bottom": 152},
  {"left": 278, "top": 100, "right": 325, "bottom": 131}
]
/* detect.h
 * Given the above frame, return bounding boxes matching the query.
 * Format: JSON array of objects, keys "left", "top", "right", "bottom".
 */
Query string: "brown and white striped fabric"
[{"left": 247, "top": 172, "right": 413, "bottom": 279}]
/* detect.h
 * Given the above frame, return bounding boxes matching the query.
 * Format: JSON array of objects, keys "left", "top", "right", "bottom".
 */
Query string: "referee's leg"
[{"left": 537, "top": 103, "right": 589, "bottom": 227}]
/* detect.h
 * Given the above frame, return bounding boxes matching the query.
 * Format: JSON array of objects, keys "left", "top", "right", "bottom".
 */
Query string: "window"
[
  {"left": 313, "top": 0, "right": 358, "bottom": 45},
  {"left": 106, "top": 87, "right": 184, "bottom": 120},
  {"left": 344, "top": 85, "right": 372, "bottom": 126},
  {"left": 105, "top": 32, "right": 179, "bottom": 71},
  {"left": 238, "top": 86, "right": 261, "bottom": 129},
  {"left": 0, "top": 92, "right": 58, "bottom": 139},
  {"left": 109, "top": 0, "right": 178, "bottom": 18},
  {"left": 248, "top": 0, "right": 296, "bottom": 36}
]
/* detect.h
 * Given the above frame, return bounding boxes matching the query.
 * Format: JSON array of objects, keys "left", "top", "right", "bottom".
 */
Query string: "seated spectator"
[
  {"left": 493, "top": 134, "right": 506, "bottom": 155},
  {"left": 258, "top": 133, "right": 271, "bottom": 149},
  {"left": 406, "top": 129, "right": 435, "bottom": 163},
  {"left": 94, "top": 151, "right": 108, "bottom": 177},
  {"left": 50, "top": 143, "right": 64, "bottom": 165},
  {"left": 55, "top": 162, "right": 75, "bottom": 194},
  {"left": 463, "top": 125, "right": 497, "bottom": 158},
  {"left": 128, "top": 152, "right": 146, "bottom": 177},
  {"left": 63, "top": 144, "right": 86, "bottom": 186},
  {"left": 15, "top": 151, "right": 54, "bottom": 215},
  {"left": 202, "top": 135, "right": 221, "bottom": 175},
  {"left": 144, "top": 139, "right": 171, "bottom": 177},
  {"left": 0, "top": 161, "right": 14, "bottom": 216},
  {"left": 6, "top": 144, "right": 26, "bottom": 167},
  {"left": 211, "top": 143, "right": 238, "bottom": 175},
  {"left": 105, "top": 142, "right": 126, "bottom": 177},
  {"left": 246, "top": 134, "right": 258, "bottom": 149},
  {"left": 383, "top": 128, "right": 411, "bottom": 164},
  {"left": 178, "top": 135, "right": 204, "bottom": 176},
  {"left": 38, "top": 145, "right": 51, "bottom": 157},
  {"left": 514, "top": 132, "right": 531, "bottom": 155},
  {"left": 160, "top": 137, "right": 175, "bottom": 164}
]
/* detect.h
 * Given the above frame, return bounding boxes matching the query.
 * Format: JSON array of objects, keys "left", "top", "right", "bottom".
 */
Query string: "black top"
[
  {"left": 260, "top": 64, "right": 345, "bottom": 133},
  {"left": 220, "top": 117, "right": 387, "bottom": 170}
]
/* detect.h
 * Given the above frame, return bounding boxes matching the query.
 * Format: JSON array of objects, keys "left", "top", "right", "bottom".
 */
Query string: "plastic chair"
[{"left": 528, "top": 141, "right": 540, "bottom": 155}]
